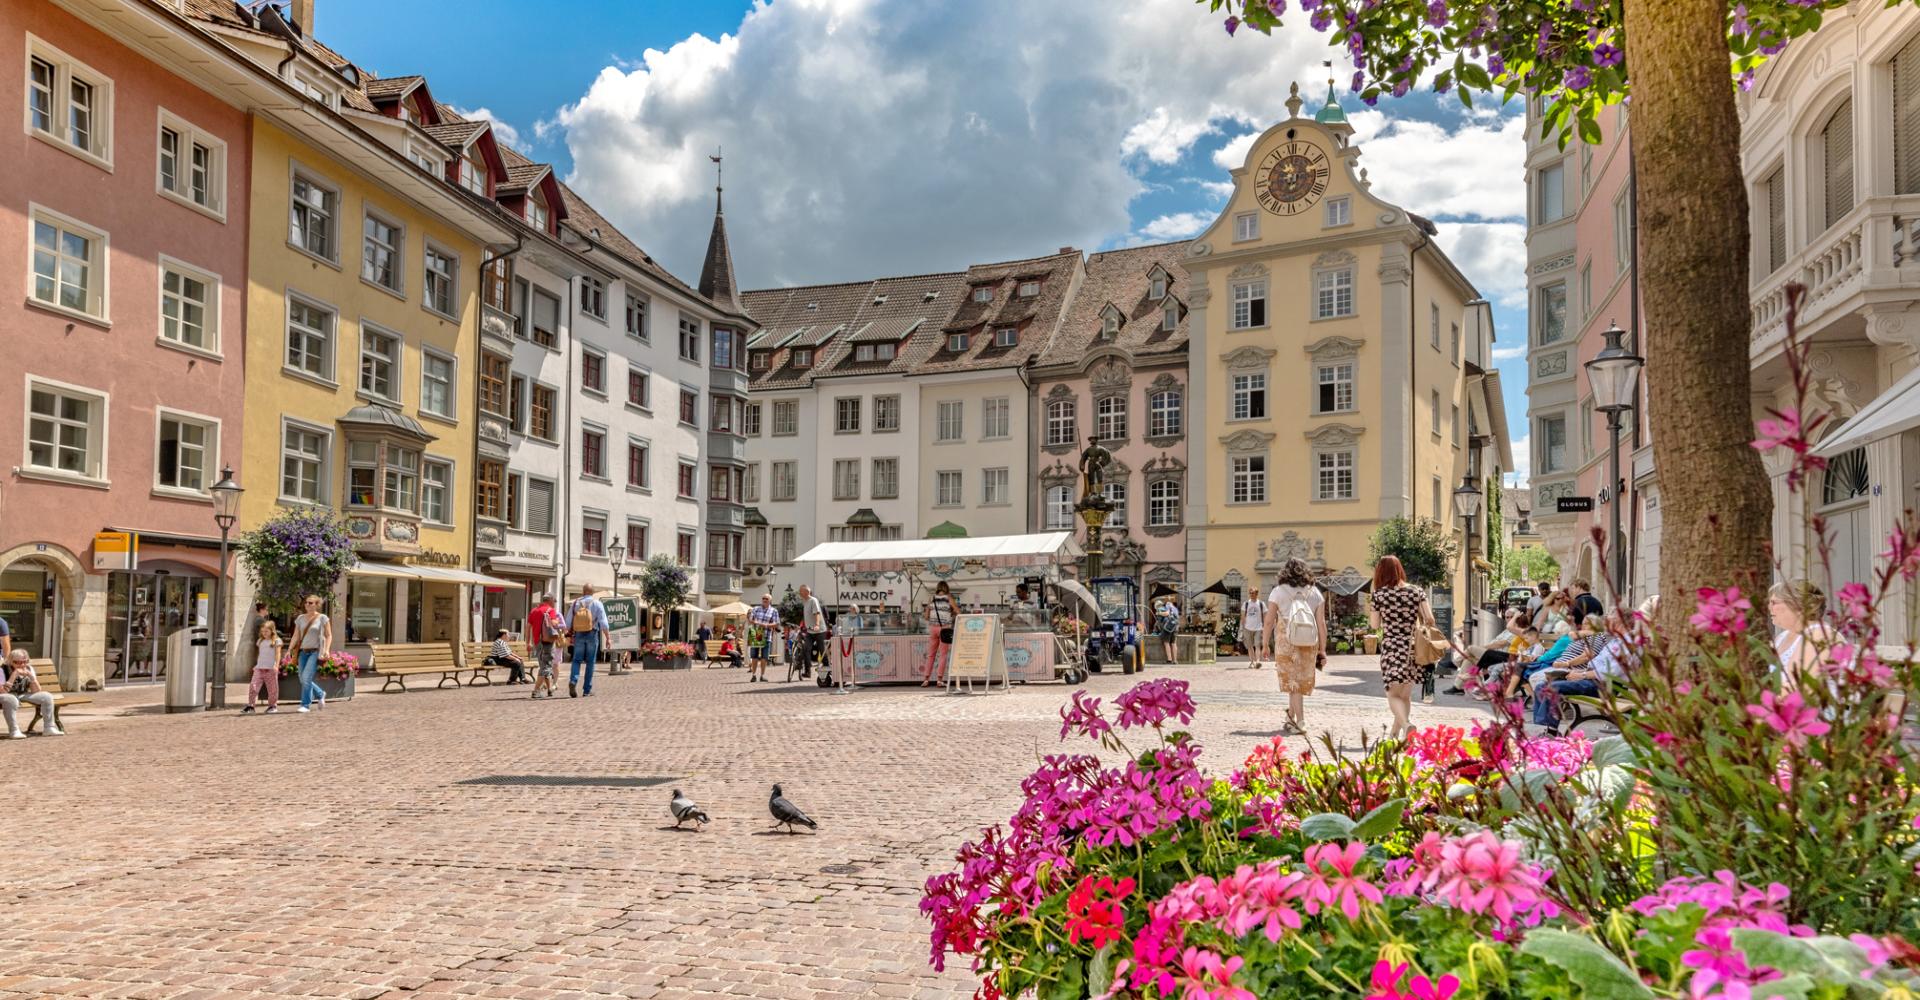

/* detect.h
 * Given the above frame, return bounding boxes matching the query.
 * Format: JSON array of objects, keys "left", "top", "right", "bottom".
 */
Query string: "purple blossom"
[
  {"left": 1760, "top": 38, "right": 1788, "bottom": 55},
  {"left": 1312, "top": 9, "right": 1333, "bottom": 31},
  {"left": 1391, "top": 78, "right": 1411, "bottom": 98},
  {"left": 1731, "top": 3, "right": 1751, "bottom": 33},
  {"left": 1424, "top": 0, "right": 1449, "bottom": 26},
  {"left": 1593, "top": 43, "right": 1623, "bottom": 67},
  {"left": 1536, "top": 22, "right": 1554, "bottom": 56},
  {"left": 1351, "top": 69, "right": 1365, "bottom": 92},
  {"left": 1224, "top": 14, "right": 1240, "bottom": 36},
  {"left": 1563, "top": 65, "right": 1593, "bottom": 90},
  {"left": 1268, "top": 0, "right": 1287, "bottom": 15},
  {"left": 1487, "top": 52, "right": 1505, "bottom": 77}
]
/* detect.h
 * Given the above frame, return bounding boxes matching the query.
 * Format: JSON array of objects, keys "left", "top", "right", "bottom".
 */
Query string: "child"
[{"left": 243, "top": 619, "right": 283, "bottom": 714}]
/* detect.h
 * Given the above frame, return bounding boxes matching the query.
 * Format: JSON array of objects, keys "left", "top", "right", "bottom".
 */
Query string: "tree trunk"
[{"left": 1623, "top": 0, "right": 1773, "bottom": 634}]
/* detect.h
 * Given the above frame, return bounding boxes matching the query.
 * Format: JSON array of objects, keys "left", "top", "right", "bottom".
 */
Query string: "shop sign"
[
  {"left": 839, "top": 587, "right": 900, "bottom": 607},
  {"left": 351, "top": 607, "right": 384, "bottom": 631},
  {"left": 1555, "top": 496, "right": 1595, "bottom": 513},
  {"left": 409, "top": 549, "right": 463, "bottom": 567},
  {"left": 93, "top": 531, "right": 137, "bottom": 571}
]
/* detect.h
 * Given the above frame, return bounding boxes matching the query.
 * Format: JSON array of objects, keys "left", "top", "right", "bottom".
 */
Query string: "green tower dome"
[{"left": 1315, "top": 82, "right": 1348, "bottom": 124}]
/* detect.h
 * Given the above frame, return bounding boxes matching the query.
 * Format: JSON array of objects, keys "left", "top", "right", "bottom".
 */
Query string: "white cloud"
[
  {"left": 1432, "top": 221, "right": 1529, "bottom": 309},
  {"left": 1490, "top": 343, "right": 1527, "bottom": 361},
  {"left": 1507, "top": 435, "right": 1532, "bottom": 488},
  {"left": 1139, "top": 211, "right": 1214, "bottom": 240},
  {"left": 450, "top": 105, "right": 523, "bottom": 149},
  {"left": 1350, "top": 112, "right": 1528, "bottom": 222},
  {"left": 1194, "top": 178, "right": 1236, "bottom": 200},
  {"left": 1211, "top": 132, "right": 1258, "bottom": 171},
  {"left": 545, "top": 0, "right": 1353, "bottom": 286}
]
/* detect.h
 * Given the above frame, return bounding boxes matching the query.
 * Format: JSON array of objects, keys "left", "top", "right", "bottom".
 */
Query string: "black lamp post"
[
  {"left": 208, "top": 466, "right": 243, "bottom": 710},
  {"left": 1452, "top": 474, "right": 1483, "bottom": 650},
  {"left": 607, "top": 536, "right": 626, "bottom": 597},
  {"left": 1584, "top": 321, "right": 1645, "bottom": 602}
]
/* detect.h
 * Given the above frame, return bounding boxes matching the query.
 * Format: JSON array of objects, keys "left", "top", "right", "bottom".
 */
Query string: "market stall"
[{"left": 792, "top": 532, "right": 1086, "bottom": 686}]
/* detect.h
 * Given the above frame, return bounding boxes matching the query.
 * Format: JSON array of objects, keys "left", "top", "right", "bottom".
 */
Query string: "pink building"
[
  {"left": 1029, "top": 242, "right": 1190, "bottom": 592},
  {"left": 0, "top": 1, "right": 250, "bottom": 689},
  {"left": 1523, "top": 102, "right": 1654, "bottom": 602}
]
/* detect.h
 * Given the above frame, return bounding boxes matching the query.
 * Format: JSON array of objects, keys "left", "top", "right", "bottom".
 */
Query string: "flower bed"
[
  {"left": 641, "top": 641, "right": 697, "bottom": 660},
  {"left": 276, "top": 650, "right": 360, "bottom": 677}
]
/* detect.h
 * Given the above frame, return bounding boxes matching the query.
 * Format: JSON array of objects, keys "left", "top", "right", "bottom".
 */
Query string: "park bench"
[
  {"left": 23, "top": 658, "right": 91, "bottom": 731},
  {"left": 459, "top": 640, "right": 529, "bottom": 686},
  {"left": 369, "top": 642, "right": 462, "bottom": 693}
]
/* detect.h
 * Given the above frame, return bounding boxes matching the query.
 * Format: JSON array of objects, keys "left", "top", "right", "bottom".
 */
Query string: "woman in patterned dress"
[{"left": 1368, "top": 555, "right": 1434, "bottom": 740}]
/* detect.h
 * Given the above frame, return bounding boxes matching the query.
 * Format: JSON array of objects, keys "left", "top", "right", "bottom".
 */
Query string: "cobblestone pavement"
[{"left": 3, "top": 655, "right": 1490, "bottom": 999}]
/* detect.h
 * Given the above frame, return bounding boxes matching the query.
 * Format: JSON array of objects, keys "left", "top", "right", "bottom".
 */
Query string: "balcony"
[
  {"left": 704, "top": 569, "right": 742, "bottom": 596},
  {"left": 707, "top": 504, "right": 745, "bottom": 530},
  {"left": 708, "top": 366, "right": 749, "bottom": 396},
  {"left": 1751, "top": 195, "right": 1920, "bottom": 353},
  {"left": 706, "top": 431, "right": 747, "bottom": 463}
]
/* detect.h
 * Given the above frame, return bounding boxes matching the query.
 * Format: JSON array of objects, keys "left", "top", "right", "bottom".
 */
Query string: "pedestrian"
[
  {"left": 0, "top": 610, "right": 10, "bottom": 663},
  {"left": 795, "top": 584, "right": 828, "bottom": 682},
  {"left": 244, "top": 601, "right": 269, "bottom": 658},
  {"left": 747, "top": 593, "right": 780, "bottom": 683},
  {"left": 1265, "top": 558, "right": 1326, "bottom": 735},
  {"left": 1767, "top": 581, "right": 1831, "bottom": 687},
  {"left": 920, "top": 582, "right": 956, "bottom": 687},
  {"left": 566, "top": 585, "right": 610, "bottom": 698},
  {"left": 1238, "top": 588, "right": 1269, "bottom": 668},
  {"left": 1567, "top": 579, "right": 1606, "bottom": 629},
  {"left": 1153, "top": 594, "right": 1180, "bottom": 663},
  {"left": 1526, "top": 581, "right": 1548, "bottom": 623},
  {"left": 485, "top": 628, "right": 527, "bottom": 683},
  {"left": 527, "top": 594, "right": 563, "bottom": 699},
  {"left": 1367, "top": 555, "right": 1433, "bottom": 741},
  {"left": 3, "top": 649, "right": 61, "bottom": 737},
  {"left": 288, "top": 594, "right": 332, "bottom": 713},
  {"left": 242, "top": 618, "right": 282, "bottom": 715},
  {"left": 695, "top": 622, "right": 711, "bottom": 662}
]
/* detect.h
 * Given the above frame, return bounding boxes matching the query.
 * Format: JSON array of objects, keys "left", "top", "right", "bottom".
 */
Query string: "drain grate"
[
  {"left": 819, "top": 864, "right": 863, "bottom": 875},
  {"left": 455, "top": 775, "right": 678, "bottom": 788}
]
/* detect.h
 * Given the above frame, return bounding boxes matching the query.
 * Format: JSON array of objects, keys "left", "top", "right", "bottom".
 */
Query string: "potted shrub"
[
  {"left": 1363, "top": 630, "right": 1381, "bottom": 655},
  {"left": 639, "top": 640, "right": 696, "bottom": 670},
  {"left": 277, "top": 650, "right": 359, "bottom": 701}
]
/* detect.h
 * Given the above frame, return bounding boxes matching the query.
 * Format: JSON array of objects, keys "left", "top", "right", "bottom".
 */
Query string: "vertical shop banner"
[{"left": 604, "top": 596, "right": 642, "bottom": 650}]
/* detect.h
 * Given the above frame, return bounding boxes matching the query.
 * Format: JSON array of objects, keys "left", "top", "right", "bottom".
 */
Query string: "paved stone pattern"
[{"left": 2, "top": 656, "right": 1488, "bottom": 999}]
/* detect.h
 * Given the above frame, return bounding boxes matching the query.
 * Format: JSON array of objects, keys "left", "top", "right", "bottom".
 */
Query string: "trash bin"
[{"left": 164, "top": 625, "right": 210, "bottom": 713}]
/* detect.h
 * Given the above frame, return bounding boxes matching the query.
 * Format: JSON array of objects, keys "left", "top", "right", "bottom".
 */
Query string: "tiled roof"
[
  {"left": 698, "top": 193, "right": 745, "bottom": 314},
  {"left": 555, "top": 184, "right": 724, "bottom": 315},
  {"left": 423, "top": 120, "right": 485, "bottom": 149},
  {"left": 362, "top": 75, "right": 422, "bottom": 101},
  {"left": 181, "top": 1, "right": 374, "bottom": 110},
  {"left": 741, "top": 248, "right": 1082, "bottom": 391},
  {"left": 498, "top": 162, "right": 550, "bottom": 192},
  {"left": 1037, "top": 240, "right": 1192, "bottom": 368}
]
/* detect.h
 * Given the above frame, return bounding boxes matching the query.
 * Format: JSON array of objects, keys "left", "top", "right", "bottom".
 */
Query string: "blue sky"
[{"left": 318, "top": 0, "right": 1532, "bottom": 483}]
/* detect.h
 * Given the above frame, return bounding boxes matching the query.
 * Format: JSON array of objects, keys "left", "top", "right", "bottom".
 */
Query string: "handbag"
[
  {"left": 939, "top": 627, "right": 954, "bottom": 644},
  {"left": 1412, "top": 624, "right": 1447, "bottom": 667}
]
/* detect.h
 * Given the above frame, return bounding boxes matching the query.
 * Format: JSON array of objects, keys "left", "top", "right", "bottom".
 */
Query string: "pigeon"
[
  {"left": 768, "top": 783, "right": 818, "bottom": 834},
  {"left": 669, "top": 788, "right": 709, "bottom": 830}
]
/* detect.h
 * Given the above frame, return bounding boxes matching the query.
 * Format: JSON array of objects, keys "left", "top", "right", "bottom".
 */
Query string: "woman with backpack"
[{"left": 1265, "top": 558, "right": 1326, "bottom": 735}]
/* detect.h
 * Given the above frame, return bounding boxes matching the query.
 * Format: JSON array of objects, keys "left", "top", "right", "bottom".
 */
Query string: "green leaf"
[
  {"left": 1459, "top": 86, "right": 1474, "bottom": 110},
  {"left": 1088, "top": 943, "right": 1115, "bottom": 997},
  {"left": 1577, "top": 114, "right": 1602, "bottom": 146},
  {"left": 1589, "top": 735, "right": 1637, "bottom": 768},
  {"left": 1728, "top": 930, "right": 1852, "bottom": 981},
  {"left": 1350, "top": 798, "right": 1407, "bottom": 841},
  {"left": 1298, "top": 812, "right": 1358, "bottom": 841},
  {"left": 1518, "top": 929, "right": 1656, "bottom": 999},
  {"left": 1459, "top": 62, "right": 1493, "bottom": 90}
]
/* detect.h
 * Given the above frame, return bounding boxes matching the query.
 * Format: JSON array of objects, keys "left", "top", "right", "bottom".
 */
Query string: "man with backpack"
[{"left": 566, "top": 584, "right": 610, "bottom": 698}]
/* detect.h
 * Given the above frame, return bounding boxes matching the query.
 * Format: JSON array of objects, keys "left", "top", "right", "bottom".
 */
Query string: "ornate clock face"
[{"left": 1256, "top": 140, "right": 1331, "bottom": 216}]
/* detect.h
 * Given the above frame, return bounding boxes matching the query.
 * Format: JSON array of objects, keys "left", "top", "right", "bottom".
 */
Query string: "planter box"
[
  {"left": 641, "top": 655, "right": 692, "bottom": 671},
  {"left": 277, "top": 673, "right": 356, "bottom": 702}
]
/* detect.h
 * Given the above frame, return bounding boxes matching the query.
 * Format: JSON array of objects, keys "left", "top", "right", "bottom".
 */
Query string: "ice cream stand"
[{"left": 791, "top": 532, "right": 1087, "bottom": 686}]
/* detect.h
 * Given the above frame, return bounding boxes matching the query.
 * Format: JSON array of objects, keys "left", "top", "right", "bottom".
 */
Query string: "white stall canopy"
[{"left": 794, "top": 532, "right": 1084, "bottom": 573}]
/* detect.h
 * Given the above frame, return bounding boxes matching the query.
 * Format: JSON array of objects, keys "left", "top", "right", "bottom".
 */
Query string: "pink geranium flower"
[
  {"left": 1432, "top": 831, "right": 1546, "bottom": 923},
  {"left": 1366, "top": 960, "right": 1411, "bottom": 1000},
  {"left": 1746, "top": 690, "right": 1830, "bottom": 748},
  {"left": 1690, "top": 586, "right": 1751, "bottom": 636},
  {"left": 1407, "top": 972, "right": 1463, "bottom": 1000},
  {"left": 1299, "top": 842, "right": 1383, "bottom": 921},
  {"left": 1174, "top": 947, "right": 1253, "bottom": 1000}
]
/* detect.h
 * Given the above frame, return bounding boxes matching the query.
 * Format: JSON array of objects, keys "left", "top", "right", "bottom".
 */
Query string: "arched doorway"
[
  {"left": 1818, "top": 447, "right": 1871, "bottom": 592},
  {"left": 0, "top": 544, "right": 85, "bottom": 671}
]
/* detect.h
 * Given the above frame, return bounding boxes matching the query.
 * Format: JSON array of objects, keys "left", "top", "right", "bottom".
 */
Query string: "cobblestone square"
[{"left": 1, "top": 658, "right": 1488, "bottom": 999}]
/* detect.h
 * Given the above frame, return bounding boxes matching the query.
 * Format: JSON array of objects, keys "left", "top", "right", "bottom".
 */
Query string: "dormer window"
[
  {"left": 853, "top": 343, "right": 898, "bottom": 362},
  {"left": 1149, "top": 268, "right": 1168, "bottom": 300},
  {"left": 873, "top": 295, "right": 888, "bottom": 306},
  {"left": 1017, "top": 281, "right": 1040, "bottom": 298},
  {"left": 526, "top": 194, "right": 550, "bottom": 232},
  {"left": 971, "top": 287, "right": 992, "bottom": 304},
  {"left": 995, "top": 327, "right": 1018, "bottom": 348},
  {"left": 1101, "top": 304, "right": 1121, "bottom": 337},
  {"left": 458, "top": 150, "right": 487, "bottom": 196},
  {"left": 792, "top": 348, "right": 814, "bottom": 368},
  {"left": 1161, "top": 301, "right": 1178, "bottom": 331},
  {"left": 948, "top": 333, "right": 970, "bottom": 352},
  {"left": 750, "top": 351, "right": 769, "bottom": 371}
]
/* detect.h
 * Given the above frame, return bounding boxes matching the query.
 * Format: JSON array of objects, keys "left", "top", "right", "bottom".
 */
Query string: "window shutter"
[
  {"left": 1822, "top": 98, "right": 1854, "bottom": 230},
  {"left": 1765, "top": 166, "right": 1786, "bottom": 273},
  {"left": 1897, "top": 34, "right": 1920, "bottom": 195},
  {"left": 527, "top": 479, "right": 554, "bottom": 534}
]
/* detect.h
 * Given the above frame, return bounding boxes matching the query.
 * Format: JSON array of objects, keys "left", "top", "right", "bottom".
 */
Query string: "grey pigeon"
[
  {"left": 669, "top": 788, "right": 709, "bottom": 830},
  {"left": 769, "top": 783, "right": 817, "bottom": 833}
]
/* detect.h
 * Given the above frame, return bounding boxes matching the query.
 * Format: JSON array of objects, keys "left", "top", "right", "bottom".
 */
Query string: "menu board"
[{"left": 947, "top": 613, "right": 1008, "bottom": 689}]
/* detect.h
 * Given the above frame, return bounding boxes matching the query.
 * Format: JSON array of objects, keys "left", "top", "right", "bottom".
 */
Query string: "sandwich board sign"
[
  {"left": 946, "top": 613, "right": 1009, "bottom": 693},
  {"left": 603, "top": 596, "right": 642, "bottom": 651}
]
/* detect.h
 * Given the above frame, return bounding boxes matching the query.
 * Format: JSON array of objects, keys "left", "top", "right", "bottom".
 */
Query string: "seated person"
[
  {"left": 1478, "top": 625, "right": 1540, "bottom": 695},
  {"left": 1533, "top": 630, "right": 1635, "bottom": 729},
  {"left": 1521, "top": 616, "right": 1621, "bottom": 699},
  {"left": 1503, "top": 628, "right": 1579, "bottom": 700},
  {"left": 484, "top": 628, "right": 527, "bottom": 684},
  {"left": 719, "top": 636, "right": 744, "bottom": 668},
  {"left": 2, "top": 649, "right": 62, "bottom": 737}
]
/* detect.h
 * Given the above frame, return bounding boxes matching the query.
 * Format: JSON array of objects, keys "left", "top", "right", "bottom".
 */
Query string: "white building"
[{"left": 1743, "top": 1, "right": 1920, "bottom": 643}]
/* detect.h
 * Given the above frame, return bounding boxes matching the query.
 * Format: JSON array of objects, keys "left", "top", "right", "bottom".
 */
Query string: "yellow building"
[
  {"left": 222, "top": 66, "right": 511, "bottom": 664},
  {"left": 1184, "top": 84, "right": 1508, "bottom": 627}
]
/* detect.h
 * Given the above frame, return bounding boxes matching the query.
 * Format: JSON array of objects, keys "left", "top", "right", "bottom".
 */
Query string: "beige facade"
[{"left": 1184, "top": 86, "right": 1502, "bottom": 621}]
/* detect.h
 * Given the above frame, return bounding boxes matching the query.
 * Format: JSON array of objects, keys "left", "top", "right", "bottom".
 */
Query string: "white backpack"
[{"left": 1285, "top": 592, "right": 1318, "bottom": 647}]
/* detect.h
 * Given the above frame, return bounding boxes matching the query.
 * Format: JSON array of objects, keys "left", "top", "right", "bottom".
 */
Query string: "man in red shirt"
[{"left": 526, "top": 593, "right": 564, "bottom": 699}]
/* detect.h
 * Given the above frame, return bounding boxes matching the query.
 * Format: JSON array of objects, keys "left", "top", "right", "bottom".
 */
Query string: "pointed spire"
[{"left": 698, "top": 147, "right": 743, "bottom": 314}]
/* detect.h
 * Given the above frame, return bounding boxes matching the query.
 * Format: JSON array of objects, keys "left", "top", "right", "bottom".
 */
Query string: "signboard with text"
[
  {"left": 946, "top": 613, "right": 1008, "bottom": 690},
  {"left": 1555, "top": 496, "right": 1595, "bottom": 513},
  {"left": 93, "top": 531, "right": 137, "bottom": 571},
  {"left": 603, "top": 596, "right": 642, "bottom": 651}
]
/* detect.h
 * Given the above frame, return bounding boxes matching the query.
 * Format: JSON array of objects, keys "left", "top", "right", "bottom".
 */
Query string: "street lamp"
[
  {"left": 607, "top": 536, "right": 626, "bottom": 597},
  {"left": 1584, "top": 320, "right": 1644, "bottom": 602},
  {"left": 208, "top": 466, "right": 243, "bottom": 710},
  {"left": 1451, "top": 474, "right": 1483, "bottom": 650}
]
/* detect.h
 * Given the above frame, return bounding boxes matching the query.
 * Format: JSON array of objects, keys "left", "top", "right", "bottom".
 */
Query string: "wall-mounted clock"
[{"left": 1256, "top": 139, "right": 1330, "bottom": 216}]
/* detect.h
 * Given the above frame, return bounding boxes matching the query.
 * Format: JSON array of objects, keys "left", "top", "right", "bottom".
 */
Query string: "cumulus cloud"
[
  {"left": 545, "top": 0, "right": 1348, "bottom": 286},
  {"left": 1139, "top": 211, "right": 1215, "bottom": 240},
  {"left": 450, "top": 106, "right": 523, "bottom": 149},
  {"left": 1491, "top": 342, "right": 1527, "bottom": 361},
  {"left": 1432, "top": 221, "right": 1529, "bottom": 309},
  {"left": 1351, "top": 111, "right": 1527, "bottom": 221},
  {"left": 1507, "top": 435, "right": 1532, "bottom": 487},
  {"left": 1211, "top": 132, "right": 1259, "bottom": 172}
]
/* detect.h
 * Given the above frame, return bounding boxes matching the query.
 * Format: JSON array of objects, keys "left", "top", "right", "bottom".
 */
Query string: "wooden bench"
[
  {"left": 369, "top": 642, "right": 461, "bottom": 693},
  {"left": 21, "top": 658, "right": 91, "bottom": 731},
  {"left": 459, "top": 640, "right": 529, "bottom": 686}
]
